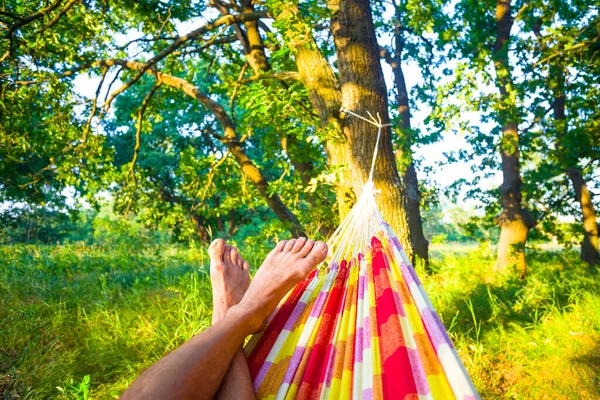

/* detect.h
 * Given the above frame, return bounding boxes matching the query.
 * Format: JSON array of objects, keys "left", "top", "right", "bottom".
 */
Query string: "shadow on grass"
[
  {"left": 571, "top": 342, "right": 600, "bottom": 398},
  {"left": 436, "top": 250, "right": 600, "bottom": 342}
]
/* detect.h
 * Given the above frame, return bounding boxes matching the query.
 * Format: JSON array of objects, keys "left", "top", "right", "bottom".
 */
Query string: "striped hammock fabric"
[{"left": 244, "top": 182, "right": 479, "bottom": 399}]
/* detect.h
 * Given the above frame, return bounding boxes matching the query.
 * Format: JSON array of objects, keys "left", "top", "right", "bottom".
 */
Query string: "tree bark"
[
  {"left": 154, "top": 181, "right": 213, "bottom": 242},
  {"left": 384, "top": 20, "right": 429, "bottom": 263},
  {"left": 228, "top": 209, "right": 238, "bottom": 237},
  {"left": 328, "top": 0, "right": 414, "bottom": 257},
  {"left": 239, "top": 0, "right": 271, "bottom": 74},
  {"left": 492, "top": 0, "right": 533, "bottom": 274}
]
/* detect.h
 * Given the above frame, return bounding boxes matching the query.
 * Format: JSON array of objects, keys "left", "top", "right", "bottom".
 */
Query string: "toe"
[
  {"left": 274, "top": 240, "right": 287, "bottom": 252},
  {"left": 208, "top": 239, "right": 226, "bottom": 261},
  {"left": 223, "top": 245, "right": 232, "bottom": 265},
  {"left": 229, "top": 247, "right": 239, "bottom": 265},
  {"left": 305, "top": 241, "right": 328, "bottom": 265},
  {"left": 292, "top": 237, "right": 307, "bottom": 252},
  {"left": 297, "top": 238, "right": 315, "bottom": 257},
  {"left": 236, "top": 254, "right": 243, "bottom": 268},
  {"left": 243, "top": 260, "right": 250, "bottom": 271},
  {"left": 284, "top": 239, "right": 297, "bottom": 252}
]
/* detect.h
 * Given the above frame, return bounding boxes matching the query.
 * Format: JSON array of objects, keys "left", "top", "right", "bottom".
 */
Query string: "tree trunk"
[
  {"left": 228, "top": 209, "right": 238, "bottom": 237},
  {"left": 550, "top": 60, "right": 600, "bottom": 267},
  {"left": 328, "top": 0, "right": 414, "bottom": 257},
  {"left": 403, "top": 163, "right": 428, "bottom": 262},
  {"left": 190, "top": 211, "right": 211, "bottom": 242},
  {"left": 384, "top": 20, "right": 429, "bottom": 263},
  {"left": 567, "top": 168, "right": 600, "bottom": 266},
  {"left": 492, "top": 0, "right": 533, "bottom": 274},
  {"left": 269, "top": 1, "right": 413, "bottom": 256},
  {"left": 214, "top": 195, "right": 225, "bottom": 233}
]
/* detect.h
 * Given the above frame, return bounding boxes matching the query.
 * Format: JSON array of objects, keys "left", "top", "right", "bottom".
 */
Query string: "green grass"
[{"left": 1, "top": 242, "right": 599, "bottom": 399}]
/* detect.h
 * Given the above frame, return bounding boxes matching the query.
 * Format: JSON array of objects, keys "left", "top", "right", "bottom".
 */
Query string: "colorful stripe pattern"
[{"left": 245, "top": 183, "right": 479, "bottom": 399}]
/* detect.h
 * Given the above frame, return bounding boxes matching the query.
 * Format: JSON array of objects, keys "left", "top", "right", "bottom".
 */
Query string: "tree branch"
[
  {"left": 4, "top": 0, "right": 65, "bottom": 55},
  {"left": 32, "top": 0, "right": 81, "bottom": 37},
  {"left": 238, "top": 71, "right": 300, "bottom": 84},
  {"left": 103, "top": 11, "right": 268, "bottom": 112},
  {"left": 230, "top": 63, "right": 248, "bottom": 112},
  {"left": 125, "top": 80, "right": 163, "bottom": 214},
  {"left": 94, "top": 58, "right": 304, "bottom": 235},
  {"left": 171, "top": 35, "right": 238, "bottom": 57},
  {"left": 81, "top": 66, "right": 108, "bottom": 146},
  {"left": 520, "top": 103, "right": 554, "bottom": 136},
  {"left": 116, "top": 35, "right": 180, "bottom": 51}
]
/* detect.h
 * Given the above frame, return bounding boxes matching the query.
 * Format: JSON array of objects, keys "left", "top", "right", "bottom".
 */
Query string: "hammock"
[{"left": 244, "top": 110, "right": 479, "bottom": 400}]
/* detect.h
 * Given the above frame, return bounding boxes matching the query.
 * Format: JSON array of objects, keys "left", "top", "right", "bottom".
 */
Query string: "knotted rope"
[{"left": 340, "top": 107, "right": 392, "bottom": 183}]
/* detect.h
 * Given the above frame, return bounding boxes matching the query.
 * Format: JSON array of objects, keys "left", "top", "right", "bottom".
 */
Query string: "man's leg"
[
  {"left": 208, "top": 239, "right": 254, "bottom": 400},
  {"left": 121, "top": 237, "right": 328, "bottom": 400}
]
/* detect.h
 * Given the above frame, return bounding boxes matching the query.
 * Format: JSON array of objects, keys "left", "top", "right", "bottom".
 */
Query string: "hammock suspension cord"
[{"left": 340, "top": 107, "right": 392, "bottom": 183}]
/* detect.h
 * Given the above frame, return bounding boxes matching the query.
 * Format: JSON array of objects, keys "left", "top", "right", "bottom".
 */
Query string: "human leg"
[
  {"left": 120, "top": 237, "right": 328, "bottom": 400},
  {"left": 208, "top": 239, "right": 254, "bottom": 400}
]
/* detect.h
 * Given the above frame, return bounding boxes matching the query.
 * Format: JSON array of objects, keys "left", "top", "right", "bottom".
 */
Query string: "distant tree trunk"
[
  {"left": 228, "top": 209, "right": 238, "bottom": 237},
  {"left": 532, "top": 20, "right": 600, "bottom": 267},
  {"left": 190, "top": 211, "right": 211, "bottom": 242},
  {"left": 214, "top": 196, "right": 225, "bottom": 233},
  {"left": 328, "top": 0, "right": 414, "bottom": 257},
  {"left": 492, "top": 0, "right": 533, "bottom": 274},
  {"left": 403, "top": 164, "right": 428, "bottom": 262},
  {"left": 551, "top": 66, "right": 600, "bottom": 266},
  {"left": 383, "top": 19, "right": 429, "bottom": 264},
  {"left": 567, "top": 168, "right": 600, "bottom": 266},
  {"left": 155, "top": 182, "right": 213, "bottom": 242}
]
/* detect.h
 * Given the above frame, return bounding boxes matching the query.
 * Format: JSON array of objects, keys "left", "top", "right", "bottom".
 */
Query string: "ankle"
[{"left": 228, "top": 301, "right": 267, "bottom": 333}]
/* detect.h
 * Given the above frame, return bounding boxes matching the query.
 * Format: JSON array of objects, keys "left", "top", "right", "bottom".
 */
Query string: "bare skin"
[
  {"left": 121, "top": 237, "right": 328, "bottom": 400},
  {"left": 208, "top": 239, "right": 254, "bottom": 400},
  {"left": 209, "top": 239, "right": 250, "bottom": 324}
]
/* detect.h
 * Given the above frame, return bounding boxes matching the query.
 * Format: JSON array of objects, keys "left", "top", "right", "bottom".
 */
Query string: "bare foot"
[
  {"left": 237, "top": 237, "right": 328, "bottom": 331},
  {"left": 208, "top": 239, "right": 251, "bottom": 324}
]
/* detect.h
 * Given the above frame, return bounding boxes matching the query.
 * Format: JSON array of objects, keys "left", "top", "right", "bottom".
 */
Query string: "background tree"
[
  {"left": 435, "top": 0, "right": 534, "bottom": 274},
  {"left": 523, "top": 4, "right": 600, "bottom": 266}
]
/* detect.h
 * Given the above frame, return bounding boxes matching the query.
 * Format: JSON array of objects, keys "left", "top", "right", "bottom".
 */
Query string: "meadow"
[{"left": 1, "top": 241, "right": 599, "bottom": 399}]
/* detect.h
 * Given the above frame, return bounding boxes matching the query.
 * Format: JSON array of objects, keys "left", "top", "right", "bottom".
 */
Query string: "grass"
[{"left": 1, "top": 241, "right": 599, "bottom": 399}]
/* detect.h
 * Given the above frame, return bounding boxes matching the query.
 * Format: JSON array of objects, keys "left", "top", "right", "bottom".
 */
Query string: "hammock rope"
[{"left": 244, "top": 109, "right": 480, "bottom": 399}]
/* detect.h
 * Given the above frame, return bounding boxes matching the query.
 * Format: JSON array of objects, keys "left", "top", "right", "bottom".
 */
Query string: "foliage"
[
  {"left": 1, "top": 243, "right": 598, "bottom": 398},
  {"left": 422, "top": 203, "right": 484, "bottom": 243},
  {"left": 0, "top": 204, "right": 93, "bottom": 244},
  {"left": 0, "top": 1, "right": 114, "bottom": 206}
]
